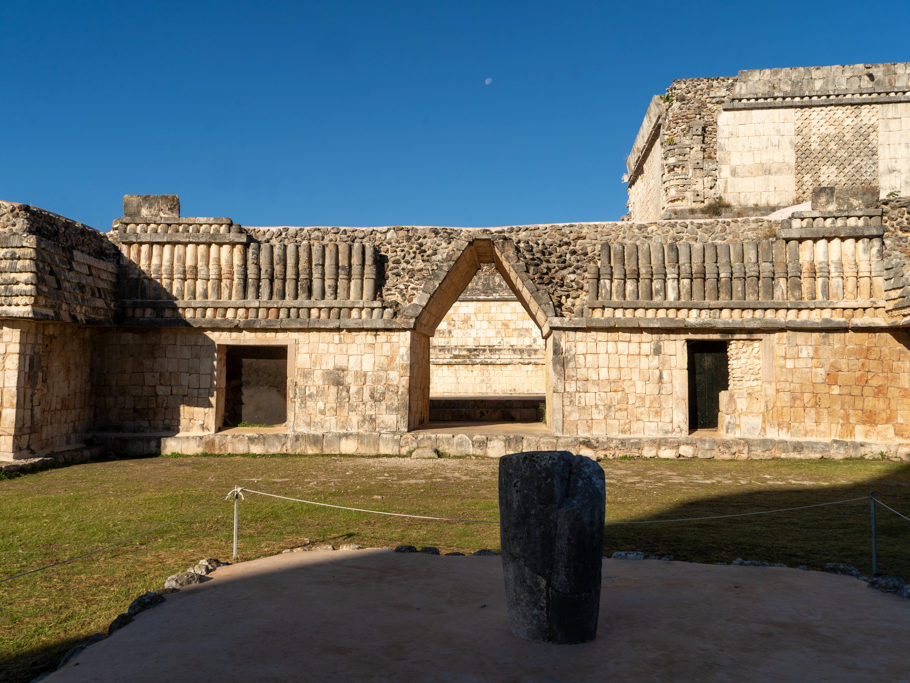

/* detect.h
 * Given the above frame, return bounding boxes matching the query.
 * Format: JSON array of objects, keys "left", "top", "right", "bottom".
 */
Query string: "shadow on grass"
[
  {"left": 0, "top": 635, "right": 84, "bottom": 683},
  {"left": 604, "top": 463, "right": 910, "bottom": 577}
]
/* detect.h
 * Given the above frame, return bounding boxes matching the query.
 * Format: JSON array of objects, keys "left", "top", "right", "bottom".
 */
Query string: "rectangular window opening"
[
  {"left": 222, "top": 345, "right": 288, "bottom": 429},
  {"left": 687, "top": 340, "right": 729, "bottom": 431}
]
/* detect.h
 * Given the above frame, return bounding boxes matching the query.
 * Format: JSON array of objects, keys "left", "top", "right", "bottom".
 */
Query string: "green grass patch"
[{"left": 1, "top": 456, "right": 908, "bottom": 682}]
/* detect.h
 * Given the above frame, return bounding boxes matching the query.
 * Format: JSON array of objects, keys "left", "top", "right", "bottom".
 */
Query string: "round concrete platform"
[{"left": 49, "top": 550, "right": 909, "bottom": 681}]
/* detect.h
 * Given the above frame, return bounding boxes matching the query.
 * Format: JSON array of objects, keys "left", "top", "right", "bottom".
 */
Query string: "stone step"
[{"left": 429, "top": 396, "right": 546, "bottom": 423}]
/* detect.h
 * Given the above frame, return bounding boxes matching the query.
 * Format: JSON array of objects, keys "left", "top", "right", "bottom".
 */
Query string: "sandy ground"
[{"left": 47, "top": 549, "right": 910, "bottom": 682}]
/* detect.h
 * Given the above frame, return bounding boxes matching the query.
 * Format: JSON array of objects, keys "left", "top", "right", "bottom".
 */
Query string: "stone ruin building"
[{"left": 2, "top": 61, "right": 910, "bottom": 465}]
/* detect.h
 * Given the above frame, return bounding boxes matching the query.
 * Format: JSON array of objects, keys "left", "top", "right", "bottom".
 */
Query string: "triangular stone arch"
[
  {"left": 406, "top": 237, "right": 554, "bottom": 339},
  {"left": 404, "top": 237, "right": 555, "bottom": 429}
]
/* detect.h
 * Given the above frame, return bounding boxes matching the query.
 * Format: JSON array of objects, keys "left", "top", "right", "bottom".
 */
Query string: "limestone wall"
[
  {"left": 92, "top": 328, "right": 216, "bottom": 434},
  {"left": 879, "top": 102, "right": 910, "bottom": 197},
  {"left": 429, "top": 265, "right": 545, "bottom": 396},
  {"left": 550, "top": 329, "right": 685, "bottom": 437},
  {"left": 431, "top": 300, "right": 545, "bottom": 396},
  {"left": 628, "top": 62, "right": 910, "bottom": 218},
  {"left": 91, "top": 327, "right": 415, "bottom": 436},
  {"left": 552, "top": 327, "right": 910, "bottom": 444},
  {"left": 290, "top": 329, "right": 413, "bottom": 433},
  {"left": 716, "top": 108, "right": 796, "bottom": 208},
  {"left": 626, "top": 135, "right": 663, "bottom": 223},
  {"left": 764, "top": 330, "right": 910, "bottom": 443},
  {"left": 0, "top": 321, "right": 95, "bottom": 459}
]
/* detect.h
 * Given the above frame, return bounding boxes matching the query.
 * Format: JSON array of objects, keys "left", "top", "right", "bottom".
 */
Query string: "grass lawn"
[{"left": 1, "top": 455, "right": 909, "bottom": 682}]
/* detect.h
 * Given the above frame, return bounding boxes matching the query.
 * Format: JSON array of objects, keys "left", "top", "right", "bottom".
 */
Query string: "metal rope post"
[
  {"left": 225, "top": 487, "right": 245, "bottom": 561},
  {"left": 233, "top": 493, "right": 239, "bottom": 561},
  {"left": 870, "top": 492, "right": 878, "bottom": 576}
]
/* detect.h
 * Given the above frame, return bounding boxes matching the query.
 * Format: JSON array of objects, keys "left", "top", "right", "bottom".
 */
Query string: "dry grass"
[{"left": 1, "top": 455, "right": 908, "bottom": 682}]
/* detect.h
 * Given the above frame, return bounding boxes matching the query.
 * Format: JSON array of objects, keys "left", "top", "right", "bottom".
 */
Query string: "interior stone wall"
[{"left": 430, "top": 269, "right": 545, "bottom": 398}]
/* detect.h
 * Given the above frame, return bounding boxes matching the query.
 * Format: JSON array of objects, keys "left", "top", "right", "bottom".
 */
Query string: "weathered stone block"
[{"left": 498, "top": 451, "right": 605, "bottom": 644}]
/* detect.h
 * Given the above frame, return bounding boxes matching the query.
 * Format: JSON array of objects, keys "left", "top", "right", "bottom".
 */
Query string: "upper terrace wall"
[
  {"left": 626, "top": 63, "right": 910, "bottom": 220},
  {"left": 0, "top": 202, "right": 119, "bottom": 322},
  {"left": 111, "top": 197, "right": 782, "bottom": 327}
]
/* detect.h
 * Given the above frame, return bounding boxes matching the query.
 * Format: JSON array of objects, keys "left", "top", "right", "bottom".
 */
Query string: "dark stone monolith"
[{"left": 498, "top": 450, "right": 605, "bottom": 643}]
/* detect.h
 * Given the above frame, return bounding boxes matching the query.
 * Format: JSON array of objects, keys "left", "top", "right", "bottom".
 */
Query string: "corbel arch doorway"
[{"left": 406, "top": 238, "right": 554, "bottom": 430}]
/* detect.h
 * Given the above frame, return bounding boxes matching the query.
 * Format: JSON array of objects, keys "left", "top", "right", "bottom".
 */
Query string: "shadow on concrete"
[{"left": 40, "top": 548, "right": 910, "bottom": 681}]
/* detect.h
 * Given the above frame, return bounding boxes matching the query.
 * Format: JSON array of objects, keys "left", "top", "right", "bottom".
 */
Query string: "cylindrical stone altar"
[{"left": 498, "top": 450, "right": 605, "bottom": 644}]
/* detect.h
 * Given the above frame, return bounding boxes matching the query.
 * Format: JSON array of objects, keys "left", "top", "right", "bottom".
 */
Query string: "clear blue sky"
[{"left": 3, "top": 0, "right": 909, "bottom": 230}]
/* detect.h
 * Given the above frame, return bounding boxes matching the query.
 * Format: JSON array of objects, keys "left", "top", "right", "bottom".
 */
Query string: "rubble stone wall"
[
  {"left": 660, "top": 77, "right": 736, "bottom": 215},
  {"left": 0, "top": 202, "right": 119, "bottom": 323}
]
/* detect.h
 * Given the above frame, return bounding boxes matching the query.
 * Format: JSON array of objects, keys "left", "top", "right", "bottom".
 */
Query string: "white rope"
[
  {"left": 604, "top": 496, "right": 868, "bottom": 526},
  {"left": 225, "top": 486, "right": 245, "bottom": 501},
  {"left": 0, "top": 497, "right": 223, "bottom": 584},
  {"left": 237, "top": 488, "right": 869, "bottom": 527},
  {"left": 237, "top": 487, "right": 499, "bottom": 524},
  {"left": 874, "top": 497, "right": 910, "bottom": 524}
]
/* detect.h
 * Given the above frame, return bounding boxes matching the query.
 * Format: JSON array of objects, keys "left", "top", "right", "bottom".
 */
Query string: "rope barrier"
[
  {"left": 0, "top": 497, "right": 223, "bottom": 584},
  {"left": 236, "top": 487, "right": 869, "bottom": 527},
  {"left": 873, "top": 497, "right": 910, "bottom": 524},
  {"left": 237, "top": 487, "right": 499, "bottom": 524},
  {"left": 3, "top": 484, "right": 901, "bottom": 583},
  {"left": 603, "top": 496, "right": 868, "bottom": 526}
]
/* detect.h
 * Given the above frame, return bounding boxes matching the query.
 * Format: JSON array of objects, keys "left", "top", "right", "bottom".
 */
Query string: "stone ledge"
[
  {"left": 121, "top": 299, "right": 385, "bottom": 309},
  {"left": 724, "top": 94, "right": 910, "bottom": 110},
  {"left": 110, "top": 316, "right": 413, "bottom": 331},
  {"left": 114, "top": 217, "right": 234, "bottom": 225},
  {"left": 553, "top": 317, "right": 893, "bottom": 331},
  {"left": 586, "top": 299, "right": 884, "bottom": 310},
  {"left": 789, "top": 209, "right": 883, "bottom": 220},
  {"left": 114, "top": 233, "right": 249, "bottom": 244},
  {"left": 85, "top": 431, "right": 910, "bottom": 462},
  {"left": 778, "top": 226, "right": 884, "bottom": 240}
]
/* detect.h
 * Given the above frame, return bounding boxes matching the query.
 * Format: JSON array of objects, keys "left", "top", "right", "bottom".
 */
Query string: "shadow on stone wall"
[{"left": 90, "top": 267, "right": 216, "bottom": 437}]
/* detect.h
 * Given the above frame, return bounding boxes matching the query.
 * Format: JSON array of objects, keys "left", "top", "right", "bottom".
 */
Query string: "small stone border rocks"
[{"left": 53, "top": 557, "right": 230, "bottom": 675}]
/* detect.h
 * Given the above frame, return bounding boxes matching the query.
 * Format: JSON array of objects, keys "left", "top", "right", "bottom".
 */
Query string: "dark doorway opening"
[
  {"left": 223, "top": 346, "right": 288, "bottom": 428},
  {"left": 688, "top": 340, "right": 729, "bottom": 431}
]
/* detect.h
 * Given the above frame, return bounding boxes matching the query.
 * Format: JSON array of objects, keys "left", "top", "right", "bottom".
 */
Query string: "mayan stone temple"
[{"left": 2, "top": 61, "right": 910, "bottom": 465}]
